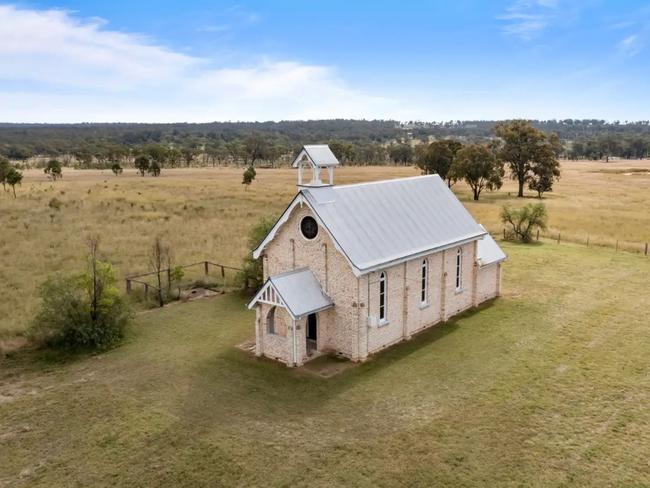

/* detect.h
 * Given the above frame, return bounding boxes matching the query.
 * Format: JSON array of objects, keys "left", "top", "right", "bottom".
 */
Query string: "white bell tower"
[{"left": 292, "top": 145, "right": 340, "bottom": 187}]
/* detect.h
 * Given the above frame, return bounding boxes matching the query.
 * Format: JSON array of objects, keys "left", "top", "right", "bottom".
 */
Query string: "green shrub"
[
  {"left": 236, "top": 216, "right": 275, "bottom": 289},
  {"left": 148, "top": 160, "right": 161, "bottom": 177},
  {"left": 500, "top": 203, "right": 548, "bottom": 243},
  {"left": 30, "top": 261, "right": 131, "bottom": 350},
  {"left": 44, "top": 159, "right": 63, "bottom": 181},
  {"left": 241, "top": 166, "right": 256, "bottom": 189}
]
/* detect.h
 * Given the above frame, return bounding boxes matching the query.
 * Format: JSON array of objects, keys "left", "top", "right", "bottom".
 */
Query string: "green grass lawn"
[{"left": 1, "top": 242, "right": 649, "bottom": 487}]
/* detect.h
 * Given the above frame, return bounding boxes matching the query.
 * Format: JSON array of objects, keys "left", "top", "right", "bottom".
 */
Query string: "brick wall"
[
  {"left": 255, "top": 302, "right": 292, "bottom": 364},
  {"left": 262, "top": 205, "right": 362, "bottom": 362},
  {"left": 477, "top": 263, "right": 500, "bottom": 302},
  {"left": 256, "top": 200, "right": 501, "bottom": 365}
]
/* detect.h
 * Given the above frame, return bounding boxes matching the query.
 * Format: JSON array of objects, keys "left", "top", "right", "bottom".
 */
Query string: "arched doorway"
[{"left": 306, "top": 313, "right": 317, "bottom": 353}]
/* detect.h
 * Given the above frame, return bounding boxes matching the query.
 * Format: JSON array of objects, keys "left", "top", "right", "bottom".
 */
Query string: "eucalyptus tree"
[
  {"left": 449, "top": 144, "right": 504, "bottom": 200},
  {"left": 6, "top": 167, "right": 23, "bottom": 198},
  {"left": 44, "top": 159, "right": 63, "bottom": 181},
  {"left": 494, "top": 120, "right": 560, "bottom": 197}
]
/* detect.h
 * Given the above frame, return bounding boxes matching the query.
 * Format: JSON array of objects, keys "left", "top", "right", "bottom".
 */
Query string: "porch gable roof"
[{"left": 247, "top": 268, "right": 333, "bottom": 320}]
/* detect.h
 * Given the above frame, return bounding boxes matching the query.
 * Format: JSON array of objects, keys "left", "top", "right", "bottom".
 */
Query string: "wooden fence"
[
  {"left": 494, "top": 228, "right": 650, "bottom": 256},
  {"left": 125, "top": 260, "right": 246, "bottom": 301}
]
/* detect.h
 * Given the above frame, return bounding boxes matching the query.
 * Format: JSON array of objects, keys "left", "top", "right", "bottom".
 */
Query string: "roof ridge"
[{"left": 326, "top": 174, "right": 438, "bottom": 190}]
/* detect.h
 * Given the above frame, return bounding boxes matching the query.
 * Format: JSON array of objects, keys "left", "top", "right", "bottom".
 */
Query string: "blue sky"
[{"left": 1, "top": 0, "right": 649, "bottom": 122}]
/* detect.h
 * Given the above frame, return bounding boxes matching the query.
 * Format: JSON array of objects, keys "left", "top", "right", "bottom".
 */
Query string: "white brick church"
[{"left": 248, "top": 145, "right": 505, "bottom": 367}]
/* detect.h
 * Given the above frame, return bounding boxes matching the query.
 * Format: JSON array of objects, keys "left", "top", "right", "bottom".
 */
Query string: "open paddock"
[
  {"left": 1, "top": 159, "right": 650, "bottom": 335},
  {"left": 1, "top": 242, "right": 649, "bottom": 486}
]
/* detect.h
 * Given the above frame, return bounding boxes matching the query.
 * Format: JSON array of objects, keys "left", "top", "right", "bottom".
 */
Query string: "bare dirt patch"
[
  {"left": 0, "top": 337, "right": 31, "bottom": 357},
  {"left": 300, "top": 354, "right": 358, "bottom": 378}
]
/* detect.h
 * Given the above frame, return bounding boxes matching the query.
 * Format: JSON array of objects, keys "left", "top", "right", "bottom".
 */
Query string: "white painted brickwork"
[{"left": 255, "top": 203, "right": 501, "bottom": 366}]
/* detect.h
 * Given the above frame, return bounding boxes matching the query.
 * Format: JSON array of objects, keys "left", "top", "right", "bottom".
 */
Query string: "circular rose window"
[{"left": 300, "top": 216, "right": 318, "bottom": 240}]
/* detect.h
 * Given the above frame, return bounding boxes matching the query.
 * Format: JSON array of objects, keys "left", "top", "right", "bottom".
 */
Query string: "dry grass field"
[
  {"left": 1, "top": 159, "right": 650, "bottom": 486},
  {"left": 1, "top": 242, "right": 649, "bottom": 486},
  {"left": 1, "top": 158, "right": 650, "bottom": 336}
]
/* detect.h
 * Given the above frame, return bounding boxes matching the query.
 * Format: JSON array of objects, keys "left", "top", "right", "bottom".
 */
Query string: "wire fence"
[
  {"left": 125, "top": 260, "right": 246, "bottom": 304},
  {"left": 488, "top": 227, "right": 650, "bottom": 256}
]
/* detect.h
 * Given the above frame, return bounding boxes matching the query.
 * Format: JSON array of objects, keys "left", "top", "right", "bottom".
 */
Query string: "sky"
[{"left": 1, "top": 0, "right": 649, "bottom": 123}]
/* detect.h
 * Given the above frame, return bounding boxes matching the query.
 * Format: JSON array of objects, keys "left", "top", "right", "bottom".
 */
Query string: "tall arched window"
[
  {"left": 455, "top": 248, "right": 463, "bottom": 291},
  {"left": 379, "top": 272, "right": 387, "bottom": 322},
  {"left": 421, "top": 259, "right": 429, "bottom": 305},
  {"left": 266, "top": 306, "right": 276, "bottom": 334}
]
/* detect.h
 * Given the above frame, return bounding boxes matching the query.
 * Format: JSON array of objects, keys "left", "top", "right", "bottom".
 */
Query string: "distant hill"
[{"left": 1, "top": 119, "right": 649, "bottom": 162}]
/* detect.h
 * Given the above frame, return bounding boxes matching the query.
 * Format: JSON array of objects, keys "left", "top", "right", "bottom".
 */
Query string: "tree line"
[
  {"left": 1, "top": 121, "right": 561, "bottom": 200},
  {"left": 414, "top": 120, "right": 560, "bottom": 200},
  {"left": 567, "top": 134, "right": 650, "bottom": 160},
  {"left": 2, "top": 119, "right": 649, "bottom": 169}
]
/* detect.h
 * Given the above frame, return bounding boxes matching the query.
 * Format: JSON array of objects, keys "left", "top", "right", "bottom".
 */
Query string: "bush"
[
  {"left": 134, "top": 155, "right": 150, "bottom": 176},
  {"left": 30, "top": 261, "right": 131, "bottom": 350},
  {"left": 236, "top": 216, "right": 276, "bottom": 289},
  {"left": 242, "top": 166, "right": 256, "bottom": 189},
  {"left": 148, "top": 160, "right": 161, "bottom": 177},
  {"left": 500, "top": 203, "right": 548, "bottom": 243},
  {"left": 44, "top": 159, "right": 63, "bottom": 180}
]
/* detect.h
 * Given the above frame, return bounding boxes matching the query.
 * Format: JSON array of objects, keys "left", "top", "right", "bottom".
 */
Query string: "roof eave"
[
  {"left": 293, "top": 302, "right": 335, "bottom": 320},
  {"left": 477, "top": 255, "right": 507, "bottom": 268},
  {"left": 291, "top": 146, "right": 340, "bottom": 168},
  {"left": 354, "top": 231, "right": 487, "bottom": 277},
  {"left": 252, "top": 193, "right": 304, "bottom": 259}
]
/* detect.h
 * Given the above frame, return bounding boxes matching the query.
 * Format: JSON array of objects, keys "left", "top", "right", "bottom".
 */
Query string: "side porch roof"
[
  {"left": 247, "top": 268, "right": 334, "bottom": 320},
  {"left": 476, "top": 226, "right": 507, "bottom": 267}
]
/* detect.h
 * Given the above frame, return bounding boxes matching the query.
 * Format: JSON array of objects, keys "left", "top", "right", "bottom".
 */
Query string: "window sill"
[
  {"left": 419, "top": 302, "right": 430, "bottom": 310},
  {"left": 378, "top": 319, "right": 390, "bottom": 327},
  {"left": 454, "top": 288, "right": 464, "bottom": 295}
]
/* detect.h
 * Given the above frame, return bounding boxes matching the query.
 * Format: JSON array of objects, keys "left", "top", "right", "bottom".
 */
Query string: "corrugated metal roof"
[
  {"left": 248, "top": 268, "right": 333, "bottom": 319},
  {"left": 300, "top": 175, "right": 487, "bottom": 273},
  {"left": 292, "top": 145, "right": 340, "bottom": 167},
  {"left": 477, "top": 229, "right": 506, "bottom": 267}
]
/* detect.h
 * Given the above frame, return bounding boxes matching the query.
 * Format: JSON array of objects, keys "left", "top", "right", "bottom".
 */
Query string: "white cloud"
[
  {"left": 0, "top": 5, "right": 197, "bottom": 90},
  {"left": 0, "top": 5, "right": 398, "bottom": 122},
  {"left": 618, "top": 34, "right": 643, "bottom": 56},
  {"left": 498, "top": 0, "right": 560, "bottom": 41},
  {"left": 224, "top": 5, "right": 261, "bottom": 24}
]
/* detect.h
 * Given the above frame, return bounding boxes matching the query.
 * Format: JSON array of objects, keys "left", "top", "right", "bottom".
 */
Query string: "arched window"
[
  {"left": 421, "top": 259, "right": 429, "bottom": 305},
  {"left": 455, "top": 248, "right": 463, "bottom": 291},
  {"left": 379, "top": 272, "right": 387, "bottom": 322},
  {"left": 266, "top": 306, "right": 276, "bottom": 334}
]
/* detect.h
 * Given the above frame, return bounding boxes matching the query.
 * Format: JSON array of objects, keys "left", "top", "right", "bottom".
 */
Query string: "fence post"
[
  {"left": 645, "top": 243, "right": 648, "bottom": 256},
  {"left": 167, "top": 268, "right": 172, "bottom": 291},
  {"left": 221, "top": 265, "right": 226, "bottom": 289},
  {"left": 557, "top": 233, "right": 561, "bottom": 244},
  {"left": 144, "top": 283, "right": 149, "bottom": 300},
  {"left": 204, "top": 261, "right": 209, "bottom": 276},
  {"left": 587, "top": 235, "right": 589, "bottom": 247},
  {"left": 536, "top": 229, "right": 540, "bottom": 241},
  {"left": 126, "top": 279, "right": 132, "bottom": 294},
  {"left": 503, "top": 228, "right": 506, "bottom": 240},
  {"left": 616, "top": 240, "right": 619, "bottom": 253}
]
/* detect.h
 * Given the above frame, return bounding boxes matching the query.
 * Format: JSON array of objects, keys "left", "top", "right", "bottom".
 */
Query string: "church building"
[{"left": 248, "top": 144, "right": 505, "bottom": 367}]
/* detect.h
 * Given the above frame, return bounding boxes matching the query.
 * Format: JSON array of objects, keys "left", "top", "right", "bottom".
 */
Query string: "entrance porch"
[{"left": 248, "top": 268, "right": 333, "bottom": 367}]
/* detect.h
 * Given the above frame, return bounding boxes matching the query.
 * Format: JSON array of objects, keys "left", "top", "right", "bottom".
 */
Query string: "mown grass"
[
  {"left": 2, "top": 159, "right": 650, "bottom": 336},
  {"left": 1, "top": 242, "right": 649, "bottom": 487}
]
